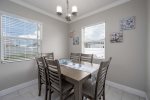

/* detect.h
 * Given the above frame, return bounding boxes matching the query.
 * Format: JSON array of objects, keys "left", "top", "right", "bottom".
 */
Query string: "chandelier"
[{"left": 56, "top": 0, "right": 78, "bottom": 21}]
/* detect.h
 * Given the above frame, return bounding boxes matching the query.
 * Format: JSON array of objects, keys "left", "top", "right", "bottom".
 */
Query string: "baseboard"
[
  {"left": 0, "top": 79, "right": 38, "bottom": 97},
  {"left": 106, "top": 80, "right": 147, "bottom": 99},
  {"left": 0, "top": 79, "right": 148, "bottom": 100}
]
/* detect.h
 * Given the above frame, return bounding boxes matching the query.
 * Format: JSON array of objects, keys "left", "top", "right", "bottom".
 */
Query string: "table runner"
[{"left": 59, "top": 59, "right": 97, "bottom": 73}]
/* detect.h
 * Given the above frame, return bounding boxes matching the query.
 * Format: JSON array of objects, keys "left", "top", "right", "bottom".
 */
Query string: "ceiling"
[{"left": 10, "top": 0, "right": 130, "bottom": 23}]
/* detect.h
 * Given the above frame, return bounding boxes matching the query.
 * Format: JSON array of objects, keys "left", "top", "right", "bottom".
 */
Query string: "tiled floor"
[{"left": 0, "top": 84, "right": 145, "bottom": 100}]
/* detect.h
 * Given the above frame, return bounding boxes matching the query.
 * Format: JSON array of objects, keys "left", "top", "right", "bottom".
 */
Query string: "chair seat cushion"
[
  {"left": 51, "top": 80, "right": 73, "bottom": 94},
  {"left": 62, "top": 80, "right": 73, "bottom": 94},
  {"left": 82, "top": 78, "right": 96, "bottom": 98}
]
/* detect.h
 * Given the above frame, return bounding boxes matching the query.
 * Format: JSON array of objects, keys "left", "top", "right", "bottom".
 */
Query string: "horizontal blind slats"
[
  {"left": 83, "top": 23, "right": 105, "bottom": 59},
  {"left": 1, "top": 15, "right": 41, "bottom": 62}
]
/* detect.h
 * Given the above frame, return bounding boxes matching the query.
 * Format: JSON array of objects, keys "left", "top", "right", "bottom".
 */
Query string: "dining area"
[
  {"left": 0, "top": 0, "right": 149, "bottom": 100},
  {"left": 36, "top": 52, "right": 112, "bottom": 100}
]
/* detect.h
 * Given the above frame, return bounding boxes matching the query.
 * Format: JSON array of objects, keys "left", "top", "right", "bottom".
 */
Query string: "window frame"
[
  {"left": 0, "top": 11, "right": 43, "bottom": 63},
  {"left": 81, "top": 22, "right": 106, "bottom": 59}
]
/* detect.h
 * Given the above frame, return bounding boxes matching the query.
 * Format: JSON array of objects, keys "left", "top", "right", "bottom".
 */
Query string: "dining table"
[{"left": 59, "top": 59, "right": 100, "bottom": 100}]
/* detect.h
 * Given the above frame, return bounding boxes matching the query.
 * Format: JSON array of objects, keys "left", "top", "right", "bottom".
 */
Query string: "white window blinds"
[
  {"left": 82, "top": 23, "right": 105, "bottom": 59},
  {"left": 1, "top": 15, "right": 41, "bottom": 62}
]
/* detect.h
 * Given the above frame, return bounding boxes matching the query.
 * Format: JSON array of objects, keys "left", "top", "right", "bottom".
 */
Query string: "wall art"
[
  {"left": 120, "top": 16, "right": 136, "bottom": 31},
  {"left": 73, "top": 36, "right": 79, "bottom": 45},
  {"left": 110, "top": 32, "right": 123, "bottom": 43}
]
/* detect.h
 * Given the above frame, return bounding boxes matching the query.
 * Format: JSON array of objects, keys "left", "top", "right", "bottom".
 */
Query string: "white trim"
[
  {"left": 81, "top": 22, "right": 106, "bottom": 59},
  {"left": 0, "top": 12, "right": 43, "bottom": 63},
  {"left": 106, "top": 80, "right": 147, "bottom": 99},
  {"left": 71, "top": 0, "right": 130, "bottom": 23},
  {"left": 0, "top": 79, "right": 38, "bottom": 97},
  {"left": 0, "top": 15, "right": 4, "bottom": 63},
  {"left": 9, "top": 0, "right": 67, "bottom": 23},
  {"left": 9, "top": 0, "right": 130, "bottom": 23},
  {"left": 0, "top": 10, "right": 43, "bottom": 25}
]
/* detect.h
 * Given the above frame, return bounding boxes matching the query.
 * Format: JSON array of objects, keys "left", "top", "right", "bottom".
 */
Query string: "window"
[
  {"left": 82, "top": 23, "right": 105, "bottom": 59},
  {"left": 1, "top": 15, "right": 41, "bottom": 62}
]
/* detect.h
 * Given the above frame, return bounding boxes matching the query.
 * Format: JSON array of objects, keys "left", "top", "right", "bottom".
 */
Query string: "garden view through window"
[
  {"left": 1, "top": 15, "right": 41, "bottom": 62},
  {"left": 82, "top": 23, "right": 105, "bottom": 59}
]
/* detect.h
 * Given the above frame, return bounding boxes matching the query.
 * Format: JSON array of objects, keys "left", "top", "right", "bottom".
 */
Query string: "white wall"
[
  {"left": 69, "top": 0, "right": 147, "bottom": 91},
  {"left": 147, "top": 0, "right": 150, "bottom": 99},
  {"left": 0, "top": 0, "right": 69, "bottom": 90},
  {"left": 0, "top": 0, "right": 148, "bottom": 93}
]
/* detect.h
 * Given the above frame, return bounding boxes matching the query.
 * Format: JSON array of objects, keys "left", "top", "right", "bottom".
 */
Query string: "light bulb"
[
  {"left": 68, "top": 13, "right": 71, "bottom": 17},
  {"left": 72, "top": 6, "right": 78, "bottom": 16},
  {"left": 72, "top": 6, "right": 78, "bottom": 13},
  {"left": 56, "top": 6, "right": 62, "bottom": 15}
]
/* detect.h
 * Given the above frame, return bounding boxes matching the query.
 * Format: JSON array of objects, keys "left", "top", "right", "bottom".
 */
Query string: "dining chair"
[
  {"left": 80, "top": 53, "right": 93, "bottom": 64},
  {"left": 43, "top": 52, "right": 54, "bottom": 60},
  {"left": 44, "top": 59, "right": 74, "bottom": 100},
  {"left": 82, "top": 57, "right": 112, "bottom": 100},
  {"left": 35, "top": 57, "right": 48, "bottom": 100},
  {"left": 70, "top": 53, "right": 81, "bottom": 63}
]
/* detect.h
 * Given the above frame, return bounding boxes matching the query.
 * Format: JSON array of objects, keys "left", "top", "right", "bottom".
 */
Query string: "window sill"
[
  {"left": 1, "top": 58, "right": 35, "bottom": 64},
  {"left": 93, "top": 57, "right": 105, "bottom": 60}
]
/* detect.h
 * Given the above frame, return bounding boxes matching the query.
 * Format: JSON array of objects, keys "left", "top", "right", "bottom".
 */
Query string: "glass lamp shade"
[
  {"left": 65, "top": 14, "right": 71, "bottom": 21},
  {"left": 68, "top": 13, "right": 72, "bottom": 17},
  {"left": 56, "top": 6, "right": 62, "bottom": 16},
  {"left": 72, "top": 6, "right": 78, "bottom": 15}
]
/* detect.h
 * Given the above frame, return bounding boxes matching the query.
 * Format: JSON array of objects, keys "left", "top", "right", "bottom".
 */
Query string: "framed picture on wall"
[
  {"left": 110, "top": 32, "right": 123, "bottom": 43},
  {"left": 73, "top": 36, "right": 79, "bottom": 45},
  {"left": 120, "top": 16, "right": 136, "bottom": 31}
]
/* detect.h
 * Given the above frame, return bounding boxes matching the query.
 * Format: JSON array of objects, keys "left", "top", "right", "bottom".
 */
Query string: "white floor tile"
[
  {"left": 20, "top": 92, "right": 34, "bottom": 99},
  {"left": 0, "top": 83, "right": 146, "bottom": 100},
  {"left": 106, "top": 86, "right": 123, "bottom": 100},
  {"left": 2, "top": 95, "right": 21, "bottom": 100},
  {"left": 18, "top": 85, "right": 34, "bottom": 95},
  {"left": 140, "top": 97, "right": 146, "bottom": 100},
  {"left": 105, "top": 84, "right": 110, "bottom": 92},
  {"left": 1, "top": 91, "right": 19, "bottom": 100},
  {"left": 122, "top": 92, "right": 140, "bottom": 100},
  {"left": 0, "top": 96, "right": 3, "bottom": 100}
]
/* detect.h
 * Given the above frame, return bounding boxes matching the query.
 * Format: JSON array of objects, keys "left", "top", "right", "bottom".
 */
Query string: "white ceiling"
[{"left": 10, "top": 0, "right": 130, "bottom": 23}]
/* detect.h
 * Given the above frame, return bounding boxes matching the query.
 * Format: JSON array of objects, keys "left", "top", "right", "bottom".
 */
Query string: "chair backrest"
[
  {"left": 70, "top": 53, "right": 81, "bottom": 63},
  {"left": 94, "top": 57, "right": 112, "bottom": 99},
  {"left": 43, "top": 52, "right": 54, "bottom": 60},
  {"left": 44, "top": 59, "right": 62, "bottom": 92},
  {"left": 35, "top": 57, "right": 47, "bottom": 84},
  {"left": 80, "top": 53, "right": 93, "bottom": 64}
]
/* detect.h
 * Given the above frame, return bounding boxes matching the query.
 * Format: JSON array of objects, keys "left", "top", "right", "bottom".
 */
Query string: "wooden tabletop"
[
  {"left": 60, "top": 62, "right": 100, "bottom": 100},
  {"left": 61, "top": 65, "right": 91, "bottom": 81},
  {"left": 60, "top": 62, "right": 99, "bottom": 80}
]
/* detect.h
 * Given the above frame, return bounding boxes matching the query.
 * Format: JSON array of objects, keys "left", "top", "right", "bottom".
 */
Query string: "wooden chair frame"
[
  {"left": 82, "top": 57, "right": 112, "bottom": 100},
  {"left": 35, "top": 57, "right": 48, "bottom": 100},
  {"left": 70, "top": 53, "right": 81, "bottom": 63},
  {"left": 44, "top": 59, "right": 73, "bottom": 100},
  {"left": 80, "top": 53, "right": 93, "bottom": 64}
]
